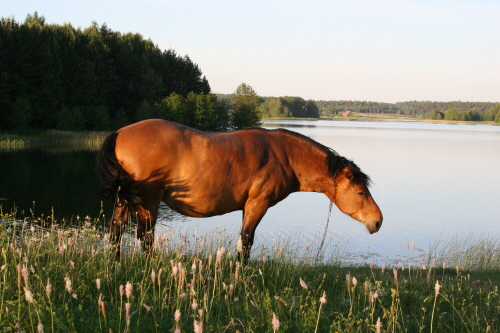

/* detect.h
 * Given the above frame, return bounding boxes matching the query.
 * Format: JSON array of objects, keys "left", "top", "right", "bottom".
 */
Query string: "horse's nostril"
[{"left": 375, "top": 221, "right": 381, "bottom": 230}]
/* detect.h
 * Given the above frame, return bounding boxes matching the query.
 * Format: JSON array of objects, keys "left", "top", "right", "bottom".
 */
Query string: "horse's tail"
[{"left": 96, "top": 132, "right": 142, "bottom": 210}]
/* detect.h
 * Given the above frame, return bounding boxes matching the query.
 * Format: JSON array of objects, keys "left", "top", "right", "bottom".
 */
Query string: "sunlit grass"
[{"left": 0, "top": 212, "right": 499, "bottom": 332}]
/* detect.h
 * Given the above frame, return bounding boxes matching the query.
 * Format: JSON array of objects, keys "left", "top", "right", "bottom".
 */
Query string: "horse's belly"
[{"left": 162, "top": 192, "right": 242, "bottom": 218}]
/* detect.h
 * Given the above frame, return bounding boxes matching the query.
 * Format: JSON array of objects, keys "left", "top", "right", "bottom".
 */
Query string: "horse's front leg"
[
  {"left": 135, "top": 190, "right": 163, "bottom": 256},
  {"left": 239, "top": 198, "right": 269, "bottom": 263},
  {"left": 136, "top": 208, "right": 157, "bottom": 256}
]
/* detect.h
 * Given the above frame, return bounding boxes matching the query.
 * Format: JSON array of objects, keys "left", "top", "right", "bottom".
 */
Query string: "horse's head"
[{"left": 333, "top": 167, "right": 383, "bottom": 234}]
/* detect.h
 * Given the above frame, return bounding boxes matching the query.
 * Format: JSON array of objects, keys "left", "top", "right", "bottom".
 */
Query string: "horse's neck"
[{"left": 282, "top": 135, "right": 333, "bottom": 198}]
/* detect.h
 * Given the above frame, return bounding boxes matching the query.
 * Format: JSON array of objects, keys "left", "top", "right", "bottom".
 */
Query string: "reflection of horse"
[{"left": 97, "top": 119, "right": 383, "bottom": 260}]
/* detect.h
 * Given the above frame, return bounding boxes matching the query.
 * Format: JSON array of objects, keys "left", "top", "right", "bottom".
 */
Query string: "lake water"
[{"left": 1, "top": 120, "right": 499, "bottom": 265}]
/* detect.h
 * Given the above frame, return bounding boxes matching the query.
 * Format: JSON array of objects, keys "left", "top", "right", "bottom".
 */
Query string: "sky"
[{"left": 4, "top": 0, "right": 500, "bottom": 103}]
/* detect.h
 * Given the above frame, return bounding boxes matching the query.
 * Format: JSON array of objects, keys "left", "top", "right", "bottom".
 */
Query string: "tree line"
[
  {"left": 259, "top": 96, "right": 320, "bottom": 118},
  {"left": 0, "top": 13, "right": 261, "bottom": 132},
  {"left": 316, "top": 100, "right": 398, "bottom": 115},
  {"left": 427, "top": 104, "right": 500, "bottom": 122},
  {"left": 316, "top": 100, "right": 500, "bottom": 122}
]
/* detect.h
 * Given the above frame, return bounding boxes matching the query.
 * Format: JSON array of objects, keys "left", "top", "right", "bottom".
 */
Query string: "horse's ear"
[{"left": 346, "top": 171, "right": 354, "bottom": 180}]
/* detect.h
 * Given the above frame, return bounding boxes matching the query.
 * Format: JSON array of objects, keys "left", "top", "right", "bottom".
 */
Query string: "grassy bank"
[
  {"left": 0, "top": 131, "right": 109, "bottom": 151},
  {"left": 0, "top": 213, "right": 499, "bottom": 333}
]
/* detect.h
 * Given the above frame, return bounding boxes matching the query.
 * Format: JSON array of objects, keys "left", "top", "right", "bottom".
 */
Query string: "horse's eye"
[{"left": 358, "top": 192, "right": 365, "bottom": 196}]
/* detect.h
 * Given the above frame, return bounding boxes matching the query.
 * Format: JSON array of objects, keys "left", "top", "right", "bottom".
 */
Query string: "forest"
[{"left": 0, "top": 13, "right": 261, "bottom": 132}]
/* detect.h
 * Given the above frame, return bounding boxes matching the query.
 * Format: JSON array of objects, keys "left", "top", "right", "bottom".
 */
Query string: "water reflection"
[{"left": 0, "top": 149, "right": 106, "bottom": 219}]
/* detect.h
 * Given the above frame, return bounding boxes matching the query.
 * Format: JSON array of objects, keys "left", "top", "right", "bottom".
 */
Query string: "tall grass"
[
  {"left": 0, "top": 212, "right": 499, "bottom": 332},
  {"left": 428, "top": 232, "right": 500, "bottom": 270}
]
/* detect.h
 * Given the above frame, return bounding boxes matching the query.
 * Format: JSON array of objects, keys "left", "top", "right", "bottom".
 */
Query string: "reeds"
[
  {"left": 0, "top": 134, "right": 30, "bottom": 149},
  {"left": 0, "top": 130, "right": 109, "bottom": 151},
  {"left": 0, "top": 213, "right": 499, "bottom": 332},
  {"left": 37, "top": 130, "right": 109, "bottom": 150}
]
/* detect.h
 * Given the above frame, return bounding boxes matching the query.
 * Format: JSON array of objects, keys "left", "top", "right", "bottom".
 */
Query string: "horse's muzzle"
[{"left": 367, "top": 218, "right": 383, "bottom": 234}]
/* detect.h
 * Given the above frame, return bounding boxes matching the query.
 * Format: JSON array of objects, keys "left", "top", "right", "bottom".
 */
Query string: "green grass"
[{"left": 0, "top": 212, "right": 499, "bottom": 333}]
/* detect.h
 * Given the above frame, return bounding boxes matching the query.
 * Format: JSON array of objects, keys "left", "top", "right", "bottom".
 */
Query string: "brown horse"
[{"left": 97, "top": 119, "right": 383, "bottom": 260}]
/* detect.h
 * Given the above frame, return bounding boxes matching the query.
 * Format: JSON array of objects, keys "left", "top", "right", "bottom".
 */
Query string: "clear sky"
[{"left": 4, "top": 0, "right": 500, "bottom": 103}]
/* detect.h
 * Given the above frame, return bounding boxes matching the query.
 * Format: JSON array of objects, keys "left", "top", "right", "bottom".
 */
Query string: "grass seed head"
[
  {"left": 21, "top": 264, "right": 29, "bottom": 288},
  {"left": 272, "top": 312, "right": 280, "bottom": 331},
  {"left": 237, "top": 237, "right": 243, "bottom": 253},
  {"left": 151, "top": 269, "right": 156, "bottom": 285},
  {"left": 320, "top": 291, "right": 327, "bottom": 304},
  {"left": 46, "top": 278, "right": 52, "bottom": 296},
  {"left": 174, "top": 309, "right": 181, "bottom": 322},
  {"left": 64, "top": 276, "right": 72, "bottom": 293},
  {"left": 435, "top": 280, "right": 441, "bottom": 295},
  {"left": 125, "top": 281, "right": 132, "bottom": 299},
  {"left": 194, "top": 319, "right": 202, "bottom": 333},
  {"left": 376, "top": 317, "right": 382, "bottom": 333},
  {"left": 24, "top": 287, "right": 34, "bottom": 303},
  {"left": 192, "top": 298, "right": 198, "bottom": 310},
  {"left": 300, "top": 277, "right": 308, "bottom": 289}
]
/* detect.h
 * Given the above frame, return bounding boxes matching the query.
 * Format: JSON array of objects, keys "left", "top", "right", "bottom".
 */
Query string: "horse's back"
[
  {"left": 113, "top": 119, "right": 297, "bottom": 216},
  {"left": 115, "top": 119, "right": 207, "bottom": 178}
]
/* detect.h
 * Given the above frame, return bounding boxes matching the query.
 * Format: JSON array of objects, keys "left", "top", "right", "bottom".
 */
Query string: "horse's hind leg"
[{"left": 135, "top": 190, "right": 163, "bottom": 255}]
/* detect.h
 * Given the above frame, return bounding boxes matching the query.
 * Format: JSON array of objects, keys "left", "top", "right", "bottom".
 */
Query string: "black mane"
[{"left": 325, "top": 149, "right": 371, "bottom": 186}]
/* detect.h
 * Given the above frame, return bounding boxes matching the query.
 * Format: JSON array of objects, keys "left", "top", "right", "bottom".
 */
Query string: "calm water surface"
[
  {"left": 1, "top": 120, "right": 499, "bottom": 264},
  {"left": 158, "top": 120, "right": 500, "bottom": 264}
]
